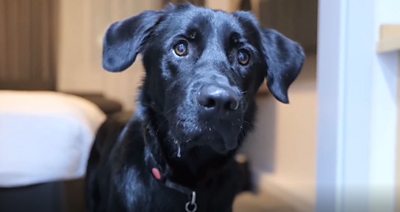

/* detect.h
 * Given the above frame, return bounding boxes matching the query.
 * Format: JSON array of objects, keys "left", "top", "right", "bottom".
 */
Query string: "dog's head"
[{"left": 103, "top": 4, "right": 304, "bottom": 154}]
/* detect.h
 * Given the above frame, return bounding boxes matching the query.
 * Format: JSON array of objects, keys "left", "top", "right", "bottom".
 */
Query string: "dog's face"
[{"left": 102, "top": 4, "right": 304, "bottom": 154}]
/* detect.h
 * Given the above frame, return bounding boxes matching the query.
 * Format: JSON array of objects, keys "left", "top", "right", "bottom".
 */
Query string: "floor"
[{"left": 234, "top": 192, "right": 296, "bottom": 212}]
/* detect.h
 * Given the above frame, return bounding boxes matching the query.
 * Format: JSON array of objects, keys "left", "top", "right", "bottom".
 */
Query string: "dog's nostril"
[
  {"left": 197, "top": 85, "right": 240, "bottom": 112},
  {"left": 198, "top": 94, "right": 217, "bottom": 109},
  {"left": 226, "top": 100, "right": 239, "bottom": 111},
  {"left": 204, "top": 98, "right": 217, "bottom": 108}
]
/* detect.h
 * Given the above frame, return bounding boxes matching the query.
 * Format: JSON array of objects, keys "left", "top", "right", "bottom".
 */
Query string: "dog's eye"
[
  {"left": 237, "top": 49, "right": 250, "bottom": 65},
  {"left": 173, "top": 40, "right": 189, "bottom": 57}
]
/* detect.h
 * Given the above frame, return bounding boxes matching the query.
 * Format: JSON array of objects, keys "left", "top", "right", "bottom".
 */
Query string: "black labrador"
[{"left": 86, "top": 4, "right": 304, "bottom": 212}]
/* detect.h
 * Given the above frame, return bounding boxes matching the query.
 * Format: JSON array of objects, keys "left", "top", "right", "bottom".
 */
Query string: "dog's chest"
[{"left": 120, "top": 171, "right": 236, "bottom": 212}]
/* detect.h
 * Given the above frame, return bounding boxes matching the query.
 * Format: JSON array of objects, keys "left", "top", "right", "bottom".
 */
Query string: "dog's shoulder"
[{"left": 87, "top": 116, "right": 153, "bottom": 210}]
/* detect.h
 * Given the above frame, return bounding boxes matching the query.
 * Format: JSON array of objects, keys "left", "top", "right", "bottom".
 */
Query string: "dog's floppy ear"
[
  {"left": 262, "top": 29, "right": 305, "bottom": 103},
  {"left": 103, "top": 11, "right": 162, "bottom": 72}
]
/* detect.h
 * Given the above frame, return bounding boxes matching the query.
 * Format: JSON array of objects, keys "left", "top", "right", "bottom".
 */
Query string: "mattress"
[{"left": 0, "top": 91, "right": 106, "bottom": 187}]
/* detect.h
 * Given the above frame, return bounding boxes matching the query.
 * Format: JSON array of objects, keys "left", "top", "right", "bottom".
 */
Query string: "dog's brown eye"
[
  {"left": 237, "top": 49, "right": 250, "bottom": 65},
  {"left": 173, "top": 40, "right": 189, "bottom": 57}
]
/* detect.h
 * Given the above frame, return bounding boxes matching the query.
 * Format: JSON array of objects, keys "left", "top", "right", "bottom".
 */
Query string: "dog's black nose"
[{"left": 197, "top": 85, "right": 240, "bottom": 112}]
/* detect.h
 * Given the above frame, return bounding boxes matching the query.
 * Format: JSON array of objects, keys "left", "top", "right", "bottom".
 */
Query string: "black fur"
[{"left": 87, "top": 4, "right": 304, "bottom": 212}]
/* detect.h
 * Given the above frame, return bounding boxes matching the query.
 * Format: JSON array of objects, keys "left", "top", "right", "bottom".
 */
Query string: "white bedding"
[{"left": 0, "top": 91, "right": 106, "bottom": 187}]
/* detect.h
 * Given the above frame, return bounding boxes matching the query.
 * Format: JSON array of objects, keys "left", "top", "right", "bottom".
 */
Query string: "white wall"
[
  {"left": 394, "top": 50, "right": 400, "bottom": 212},
  {"left": 371, "top": 3, "right": 400, "bottom": 212},
  {"left": 57, "top": 0, "right": 161, "bottom": 110},
  {"left": 317, "top": 0, "right": 400, "bottom": 211},
  {"left": 375, "top": 3, "right": 400, "bottom": 211},
  {"left": 396, "top": 45, "right": 400, "bottom": 212}
]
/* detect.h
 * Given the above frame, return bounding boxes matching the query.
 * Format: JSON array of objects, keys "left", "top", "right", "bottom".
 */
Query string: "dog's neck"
[
  {"left": 140, "top": 104, "right": 235, "bottom": 187},
  {"left": 164, "top": 143, "right": 234, "bottom": 186}
]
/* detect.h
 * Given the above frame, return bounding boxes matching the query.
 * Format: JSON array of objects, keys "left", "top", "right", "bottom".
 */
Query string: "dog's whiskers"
[
  {"left": 172, "top": 139, "right": 182, "bottom": 158},
  {"left": 176, "top": 120, "right": 182, "bottom": 127},
  {"left": 177, "top": 144, "right": 182, "bottom": 158}
]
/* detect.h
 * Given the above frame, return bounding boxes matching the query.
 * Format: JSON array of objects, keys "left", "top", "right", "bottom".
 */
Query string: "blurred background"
[{"left": 0, "top": 0, "right": 399, "bottom": 211}]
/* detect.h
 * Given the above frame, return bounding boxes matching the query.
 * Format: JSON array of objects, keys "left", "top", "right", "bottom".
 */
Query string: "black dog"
[{"left": 86, "top": 4, "right": 304, "bottom": 212}]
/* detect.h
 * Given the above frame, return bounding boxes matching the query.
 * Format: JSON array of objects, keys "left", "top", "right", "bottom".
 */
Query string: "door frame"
[{"left": 317, "top": 0, "right": 400, "bottom": 211}]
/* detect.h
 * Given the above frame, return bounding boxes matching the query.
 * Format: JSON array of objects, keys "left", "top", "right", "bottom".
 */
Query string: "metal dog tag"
[{"left": 185, "top": 191, "right": 197, "bottom": 212}]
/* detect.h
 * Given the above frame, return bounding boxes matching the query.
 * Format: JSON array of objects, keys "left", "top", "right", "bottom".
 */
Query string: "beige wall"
[
  {"left": 205, "top": 0, "right": 236, "bottom": 11},
  {"left": 57, "top": 0, "right": 161, "bottom": 110},
  {"left": 242, "top": 56, "right": 317, "bottom": 211}
]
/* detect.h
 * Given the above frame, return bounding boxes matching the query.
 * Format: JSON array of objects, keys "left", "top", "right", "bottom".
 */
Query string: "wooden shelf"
[{"left": 377, "top": 25, "right": 400, "bottom": 53}]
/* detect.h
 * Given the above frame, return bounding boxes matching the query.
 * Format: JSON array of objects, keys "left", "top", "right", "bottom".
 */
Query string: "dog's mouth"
[{"left": 170, "top": 116, "right": 244, "bottom": 154}]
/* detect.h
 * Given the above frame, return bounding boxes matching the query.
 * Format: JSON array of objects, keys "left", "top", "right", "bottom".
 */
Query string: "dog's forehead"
[{"left": 161, "top": 6, "right": 244, "bottom": 36}]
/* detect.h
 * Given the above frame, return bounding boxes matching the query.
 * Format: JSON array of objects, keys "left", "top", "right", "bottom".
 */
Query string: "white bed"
[{"left": 0, "top": 91, "right": 106, "bottom": 187}]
